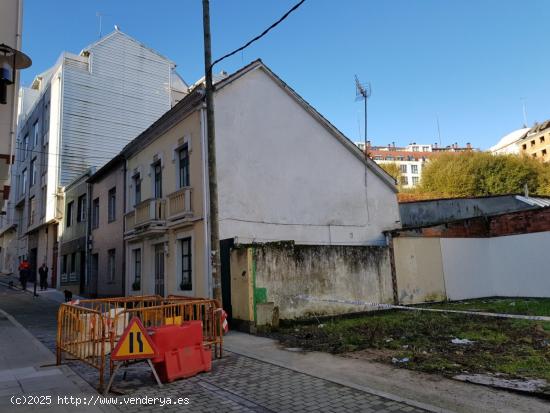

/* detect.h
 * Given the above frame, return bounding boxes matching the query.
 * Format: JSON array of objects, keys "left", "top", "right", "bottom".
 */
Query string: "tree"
[
  {"left": 417, "top": 152, "right": 550, "bottom": 197},
  {"left": 379, "top": 162, "right": 402, "bottom": 188}
]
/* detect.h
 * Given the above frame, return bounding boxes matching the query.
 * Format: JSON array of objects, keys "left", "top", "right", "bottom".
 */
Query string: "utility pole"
[{"left": 202, "top": 0, "right": 222, "bottom": 302}]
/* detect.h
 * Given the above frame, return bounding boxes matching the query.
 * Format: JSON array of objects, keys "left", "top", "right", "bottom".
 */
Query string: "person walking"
[
  {"left": 18, "top": 259, "right": 30, "bottom": 291},
  {"left": 38, "top": 263, "right": 48, "bottom": 290}
]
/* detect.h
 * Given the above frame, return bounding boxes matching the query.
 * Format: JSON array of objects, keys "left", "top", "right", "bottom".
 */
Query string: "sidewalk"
[
  {"left": 224, "top": 331, "right": 550, "bottom": 413},
  {"left": 0, "top": 307, "right": 116, "bottom": 412}
]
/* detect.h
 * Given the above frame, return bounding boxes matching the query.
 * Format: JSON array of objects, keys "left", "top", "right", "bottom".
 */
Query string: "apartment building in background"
[
  {"left": 519, "top": 120, "right": 550, "bottom": 162},
  {"left": 489, "top": 127, "right": 530, "bottom": 155},
  {"left": 0, "top": 29, "right": 187, "bottom": 286},
  {"left": 366, "top": 142, "right": 474, "bottom": 188}
]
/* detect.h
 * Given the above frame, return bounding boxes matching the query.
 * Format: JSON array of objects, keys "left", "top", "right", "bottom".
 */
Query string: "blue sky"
[{"left": 21, "top": 0, "right": 550, "bottom": 149}]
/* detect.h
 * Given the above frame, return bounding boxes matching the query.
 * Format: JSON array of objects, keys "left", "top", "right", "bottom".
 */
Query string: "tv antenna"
[
  {"left": 355, "top": 75, "right": 371, "bottom": 152},
  {"left": 96, "top": 12, "right": 110, "bottom": 39},
  {"left": 521, "top": 97, "right": 528, "bottom": 128},
  {"left": 355, "top": 75, "right": 372, "bottom": 221}
]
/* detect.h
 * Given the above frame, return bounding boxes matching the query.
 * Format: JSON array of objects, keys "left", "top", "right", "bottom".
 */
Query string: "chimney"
[
  {"left": 434, "top": 142, "right": 438, "bottom": 148},
  {"left": 392, "top": 141, "right": 395, "bottom": 148},
  {"left": 366, "top": 140, "right": 371, "bottom": 148},
  {"left": 466, "top": 142, "right": 471, "bottom": 149}
]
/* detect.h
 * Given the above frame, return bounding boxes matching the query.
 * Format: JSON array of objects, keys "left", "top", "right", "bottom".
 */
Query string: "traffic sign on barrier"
[{"left": 111, "top": 317, "right": 158, "bottom": 361}]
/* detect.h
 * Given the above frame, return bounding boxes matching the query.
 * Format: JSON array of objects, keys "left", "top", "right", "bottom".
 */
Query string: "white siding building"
[{"left": 1, "top": 29, "right": 187, "bottom": 284}]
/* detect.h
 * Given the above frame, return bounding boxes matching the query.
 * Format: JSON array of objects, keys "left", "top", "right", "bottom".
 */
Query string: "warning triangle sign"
[{"left": 111, "top": 317, "right": 158, "bottom": 361}]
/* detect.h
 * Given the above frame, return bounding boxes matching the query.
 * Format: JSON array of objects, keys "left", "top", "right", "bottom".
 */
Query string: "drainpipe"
[
  {"left": 122, "top": 159, "right": 126, "bottom": 296},
  {"left": 386, "top": 231, "right": 399, "bottom": 305},
  {"left": 85, "top": 173, "right": 92, "bottom": 296}
]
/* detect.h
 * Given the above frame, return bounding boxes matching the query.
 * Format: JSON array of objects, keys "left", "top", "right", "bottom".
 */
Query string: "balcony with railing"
[
  {"left": 167, "top": 187, "right": 193, "bottom": 220},
  {"left": 125, "top": 199, "right": 166, "bottom": 235}
]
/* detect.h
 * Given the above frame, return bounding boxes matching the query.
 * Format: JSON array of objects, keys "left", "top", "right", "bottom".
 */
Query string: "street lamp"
[{"left": 0, "top": 43, "right": 32, "bottom": 105}]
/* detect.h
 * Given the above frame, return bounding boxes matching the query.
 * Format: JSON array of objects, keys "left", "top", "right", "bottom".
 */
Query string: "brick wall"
[{"left": 394, "top": 206, "right": 550, "bottom": 238}]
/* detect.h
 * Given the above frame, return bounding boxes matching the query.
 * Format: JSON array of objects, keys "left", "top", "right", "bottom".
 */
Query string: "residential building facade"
[
  {"left": 123, "top": 90, "right": 206, "bottom": 298},
  {"left": 87, "top": 155, "right": 125, "bottom": 297},
  {"left": 59, "top": 171, "right": 90, "bottom": 294},
  {"left": 519, "top": 121, "right": 550, "bottom": 162},
  {"left": 1, "top": 29, "right": 187, "bottom": 283},
  {"left": 121, "top": 60, "right": 400, "bottom": 303}
]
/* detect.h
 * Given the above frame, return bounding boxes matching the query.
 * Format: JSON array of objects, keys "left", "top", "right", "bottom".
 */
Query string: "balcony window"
[
  {"left": 66, "top": 201, "right": 74, "bottom": 227},
  {"left": 399, "top": 164, "right": 407, "bottom": 173},
  {"left": 21, "top": 134, "right": 28, "bottom": 160},
  {"left": 20, "top": 169, "right": 27, "bottom": 196},
  {"left": 92, "top": 197, "right": 99, "bottom": 229},
  {"left": 133, "top": 173, "right": 141, "bottom": 206},
  {"left": 29, "top": 196, "right": 36, "bottom": 226},
  {"left": 178, "top": 145, "right": 190, "bottom": 188},
  {"left": 412, "top": 176, "right": 419, "bottom": 185},
  {"left": 153, "top": 161, "right": 162, "bottom": 199},
  {"left": 30, "top": 158, "right": 37, "bottom": 187},
  {"left": 33, "top": 120, "right": 40, "bottom": 147},
  {"left": 108, "top": 188, "right": 116, "bottom": 222},
  {"left": 411, "top": 164, "right": 419, "bottom": 174},
  {"left": 77, "top": 194, "right": 87, "bottom": 222},
  {"left": 401, "top": 176, "right": 408, "bottom": 185}
]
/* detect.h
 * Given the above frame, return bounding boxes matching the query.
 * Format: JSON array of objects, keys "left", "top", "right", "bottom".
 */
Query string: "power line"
[
  {"left": 14, "top": 146, "right": 114, "bottom": 162},
  {"left": 210, "top": 0, "right": 306, "bottom": 69}
]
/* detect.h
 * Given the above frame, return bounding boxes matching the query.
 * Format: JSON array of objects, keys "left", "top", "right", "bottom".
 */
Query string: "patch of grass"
[
  {"left": 422, "top": 297, "right": 550, "bottom": 317},
  {"left": 271, "top": 309, "right": 550, "bottom": 382}
]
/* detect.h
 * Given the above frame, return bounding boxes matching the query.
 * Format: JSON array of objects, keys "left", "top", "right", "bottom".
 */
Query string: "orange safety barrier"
[{"left": 56, "top": 294, "right": 224, "bottom": 390}]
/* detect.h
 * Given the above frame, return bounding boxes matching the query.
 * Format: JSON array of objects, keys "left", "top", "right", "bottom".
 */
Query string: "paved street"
[{"left": 0, "top": 283, "right": 427, "bottom": 412}]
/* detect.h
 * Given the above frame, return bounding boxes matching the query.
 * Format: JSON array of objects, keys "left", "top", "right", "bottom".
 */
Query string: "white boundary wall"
[{"left": 395, "top": 231, "right": 550, "bottom": 303}]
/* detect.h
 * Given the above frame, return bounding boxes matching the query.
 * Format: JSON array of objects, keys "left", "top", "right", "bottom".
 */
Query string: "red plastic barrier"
[{"left": 150, "top": 321, "right": 211, "bottom": 383}]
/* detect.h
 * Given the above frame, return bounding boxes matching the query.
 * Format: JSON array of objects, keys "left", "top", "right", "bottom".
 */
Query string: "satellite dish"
[{"left": 114, "top": 25, "right": 120, "bottom": 31}]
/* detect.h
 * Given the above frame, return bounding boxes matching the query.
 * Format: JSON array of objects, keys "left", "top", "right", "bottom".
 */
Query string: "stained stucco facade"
[{"left": 88, "top": 157, "right": 125, "bottom": 297}]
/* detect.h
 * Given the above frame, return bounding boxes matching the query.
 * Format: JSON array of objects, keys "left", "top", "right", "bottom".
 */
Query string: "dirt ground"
[{"left": 269, "top": 305, "right": 550, "bottom": 388}]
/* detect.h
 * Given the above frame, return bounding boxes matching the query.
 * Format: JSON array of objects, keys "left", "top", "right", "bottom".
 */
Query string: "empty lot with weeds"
[{"left": 271, "top": 298, "right": 550, "bottom": 383}]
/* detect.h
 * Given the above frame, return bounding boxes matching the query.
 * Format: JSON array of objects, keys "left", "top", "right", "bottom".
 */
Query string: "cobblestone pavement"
[{"left": 0, "top": 284, "right": 427, "bottom": 412}]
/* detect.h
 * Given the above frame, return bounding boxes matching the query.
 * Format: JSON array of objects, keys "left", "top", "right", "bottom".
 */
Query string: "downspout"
[
  {"left": 55, "top": 65, "right": 65, "bottom": 290},
  {"left": 386, "top": 231, "right": 399, "bottom": 305},
  {"left": 200, "top": 105, "right": 212, "bottom": 298},
  {"left": 85, "top": 174, "right": 91, "bottom": 296},
  {"left": 122, "top": 159, "right": 126, "bottom": 296}
]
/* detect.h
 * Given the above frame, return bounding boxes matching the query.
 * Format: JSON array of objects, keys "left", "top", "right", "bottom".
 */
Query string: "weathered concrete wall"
[
  {"left": 232, "top": 242, "right": 394, "bottom": 321},
  {"left": 393, "top": 237, "right": 446, "bottom": 304},
  {"left": 399, "top": 195, "right": 536, "bottom": 228}
]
